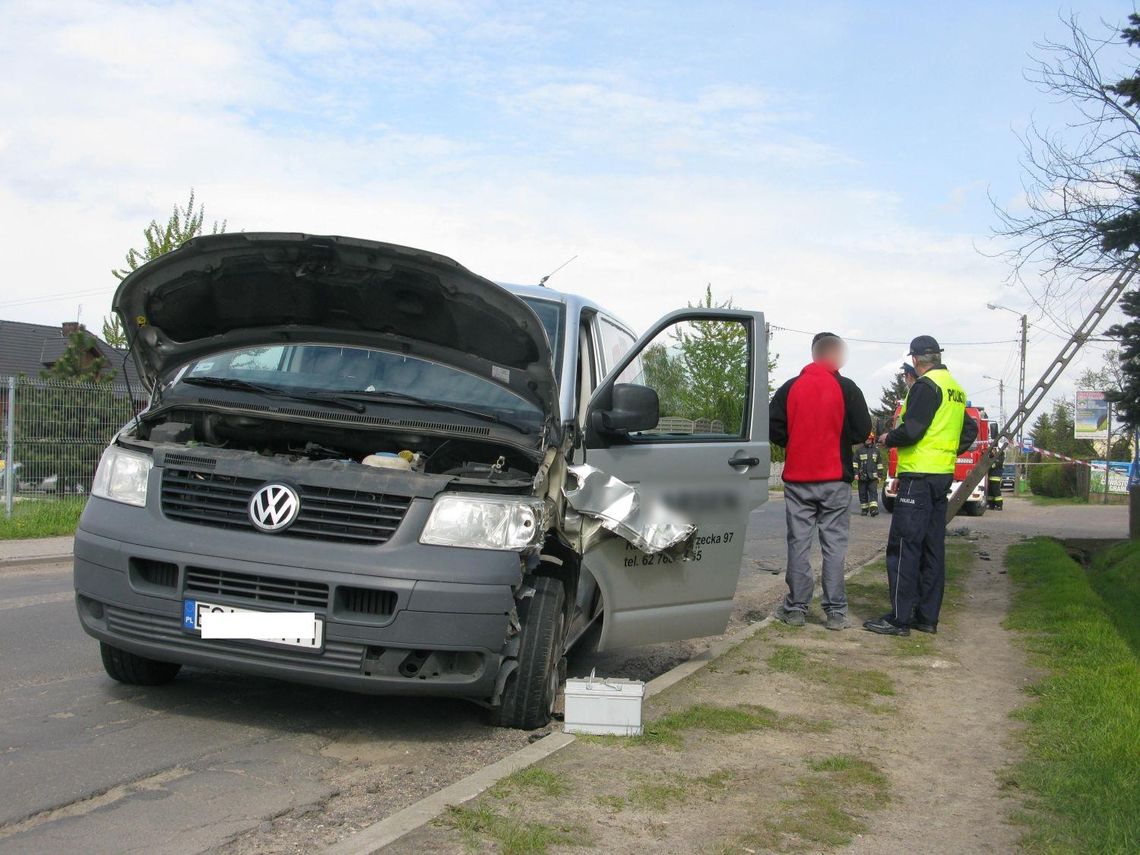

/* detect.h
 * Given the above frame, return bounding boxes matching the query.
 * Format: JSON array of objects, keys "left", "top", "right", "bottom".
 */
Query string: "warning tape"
[{"left": 1025, "top": 446, "right": 1092, "bottom": 467}]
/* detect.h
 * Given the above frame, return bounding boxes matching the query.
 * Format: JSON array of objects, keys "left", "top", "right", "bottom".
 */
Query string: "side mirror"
[{"left": 593, "top": 383, "right": 659, "bottom": 435}]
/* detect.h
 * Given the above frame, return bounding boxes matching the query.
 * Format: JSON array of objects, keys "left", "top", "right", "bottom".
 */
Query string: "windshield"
[
  {"left": 519, "top": 297, "right": 565, "bottom": 382},
  {"left": 177, "top": 344, "right": 545, "bottom": 423}
]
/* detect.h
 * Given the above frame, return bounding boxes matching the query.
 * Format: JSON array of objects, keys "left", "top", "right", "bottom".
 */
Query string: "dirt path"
[
  {"left": 389, "top": 529, "right": 1035, "bottom": 854},
  {"left": 840, "top": 531, "right": 1030, "bottom": 855}
]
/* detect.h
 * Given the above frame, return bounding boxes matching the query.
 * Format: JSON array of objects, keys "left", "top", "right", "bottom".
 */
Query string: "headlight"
[
  {"left": 91, "top": 445, "right": 152, "bottom": 507},
  {"left": 420, "top": 494, "right": 545, "bottom": 550}
]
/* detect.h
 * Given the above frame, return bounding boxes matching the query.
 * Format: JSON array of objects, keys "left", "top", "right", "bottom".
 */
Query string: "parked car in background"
[
  {"left": 1001, "top": 464, "right": 1016, "bottom": 491},
  {"left": 74, "top": 233, "right": 770, "bottom": 729}
]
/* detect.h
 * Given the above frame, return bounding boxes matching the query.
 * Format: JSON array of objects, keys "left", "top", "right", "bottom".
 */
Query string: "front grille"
[
  {"left": 160, "top": 468, "right": 411, "bottom": 544},
  {"left": 338, "top": 586, "right": 398, "bottom": 617},
  {"left": 131, "top": 557, "right": 178, "bottom": 589},
  {"left": 185, "top": 566, "right": 329, "bottom": 609},
  {"left": 104, "top": 605, "right": 365, "bottom": 672}
]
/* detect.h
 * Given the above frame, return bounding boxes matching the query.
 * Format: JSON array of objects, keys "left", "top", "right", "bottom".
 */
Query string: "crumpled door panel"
[{"left": 561, "top": 464, "right": 696, "bottom": 556}]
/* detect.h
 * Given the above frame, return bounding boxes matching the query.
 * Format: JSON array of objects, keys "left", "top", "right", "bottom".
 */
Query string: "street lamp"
[
  {"left": 987, "top": 303, "right": 1028, "bottom": 493},
  {"left": 983, "top": 374, "right": 1006, "bottom": 426}
]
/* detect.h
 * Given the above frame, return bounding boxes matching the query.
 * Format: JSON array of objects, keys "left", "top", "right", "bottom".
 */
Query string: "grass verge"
[
  {"left": 0, "top": 498, "right": 84, "bottom": 540},
  {"left": 583, "top": 702, "right": 831, "bottom": 750},
  {"left": 440, "top": 804, "right": 590, "bottom": 855},
  {"left": 1003, "top": 538, "right": 1140, "bottom": 853},
  {"left": 1086, "top": 540, "right": 1140, "bottom": 657},
  {"left": 597, "top": 769, "right": 734, "bottom": 812},
  {"left": 767, "top": 645, "right": 895, "bottom": 710},
  {"left": 721, "top": 754, "right": 890, "bottom": 853},
  {"left": 843, "top": 539, "right": 971, "bottom": 657}
]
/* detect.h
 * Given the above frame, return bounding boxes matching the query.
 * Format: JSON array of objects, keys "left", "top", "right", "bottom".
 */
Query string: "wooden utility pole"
[{"left": 949, "top": 259, "right": 1140, "bottom": 519}]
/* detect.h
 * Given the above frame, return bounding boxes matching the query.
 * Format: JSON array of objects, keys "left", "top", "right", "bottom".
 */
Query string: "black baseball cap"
[
  {"left": 900, "top": 362, "right": 918, "bottom": 378},
  {"left": 908, "top": 335, "right": 943, "bottom": 356}
]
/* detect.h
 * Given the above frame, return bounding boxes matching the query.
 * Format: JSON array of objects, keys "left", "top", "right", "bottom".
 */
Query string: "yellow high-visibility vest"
[{"left": 897, "top": 368, "right": 967, "bottom": 475}]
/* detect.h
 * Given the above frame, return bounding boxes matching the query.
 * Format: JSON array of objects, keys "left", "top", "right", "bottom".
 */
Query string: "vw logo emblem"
[{"left": 249, "top": 483, "right": 300, "bottom": 532}]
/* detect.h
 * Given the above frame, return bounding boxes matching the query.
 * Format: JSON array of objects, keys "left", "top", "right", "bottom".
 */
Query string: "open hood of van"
[{"left": 113, "top": 233, "right": 559, "bottom": 420}]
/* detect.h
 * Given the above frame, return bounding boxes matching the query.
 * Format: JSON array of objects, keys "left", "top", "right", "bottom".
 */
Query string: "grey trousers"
[{"left": 783, "top": 481, "right": 851, "bottom": 616}]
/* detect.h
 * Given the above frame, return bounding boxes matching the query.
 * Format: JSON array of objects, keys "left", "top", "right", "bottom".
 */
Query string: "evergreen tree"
[
  {"left": 1029, "top": 410, "right": 1054, "bottom": 451},
  {"left": 18, "top": 330, "right": 130, "bottom": 494},
  {"left": 1105, "top": 289, "right": 1140, "bottom": 430},
  {"left": 42, "top": 330, "right": 114, "bottom": 383},
  {"left": 872, "top": 371, "right": 909, "bottom": 427}
]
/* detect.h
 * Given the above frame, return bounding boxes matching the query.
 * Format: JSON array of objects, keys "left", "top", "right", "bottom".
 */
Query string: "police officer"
[
  {"left": 901, "top": 362, "right": 917, "bottom": 390},
  {"left": 987, "top": 446, "right": 1005, "bottom": 510},
  {"left": 863, "top": 336, "right": 978, "bottom": 637},
  {"left": 855, "top": 436, "right": 883, "bottom": 516}
]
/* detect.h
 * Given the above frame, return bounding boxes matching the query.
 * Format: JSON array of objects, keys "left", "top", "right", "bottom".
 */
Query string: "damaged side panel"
[{"left": 560, "top": 464, "right": 696, "bottom": 556}]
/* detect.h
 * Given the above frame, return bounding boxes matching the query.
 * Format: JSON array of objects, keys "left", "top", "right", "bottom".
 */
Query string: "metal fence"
[{"left": 2, "top": 376, "right": 147, "bottom": 517}]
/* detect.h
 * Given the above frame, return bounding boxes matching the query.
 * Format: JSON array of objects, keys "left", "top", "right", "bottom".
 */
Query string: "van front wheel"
[
  {"left": 494, "top": 576, "right": 566, "bottom": 730},
  {"left": 100, "top": 642, "right": 182, "bottom": 686}
]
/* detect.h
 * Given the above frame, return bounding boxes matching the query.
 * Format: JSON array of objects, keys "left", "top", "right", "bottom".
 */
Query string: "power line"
[
  {"left": 0, "top": 287, "right": 111, "bottom": 308},
  {"left": 767, "top": 324, "right": 1017, "bottom": 347}
]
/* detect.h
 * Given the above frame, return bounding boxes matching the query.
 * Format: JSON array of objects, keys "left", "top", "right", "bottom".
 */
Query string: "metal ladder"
[{"left": 946, "top": 259, "right": 1139, "bottom": 519}]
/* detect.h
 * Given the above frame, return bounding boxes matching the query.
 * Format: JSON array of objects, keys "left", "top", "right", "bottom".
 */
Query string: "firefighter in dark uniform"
[
  {"left": 863, "top": 336, "right": 978, "bottom": 637},
  {"left": 987, "top": 446, "right": 1005, "bottom": 510},
  {"left": 855, "top": 436, "right": 883, "bottom": 516}
]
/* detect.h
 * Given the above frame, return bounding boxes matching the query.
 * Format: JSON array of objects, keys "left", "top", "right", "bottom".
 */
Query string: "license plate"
[{"left": 182, "top": 600, "right": 324, "bottom": 650}]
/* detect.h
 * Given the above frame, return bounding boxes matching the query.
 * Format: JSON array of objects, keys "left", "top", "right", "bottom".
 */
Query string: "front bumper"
[
  {"left": 883, "top": 479, "right": 985, "bottom": 504},
  {"left": 74, "top": 496, "right": 525, "bottom": 700}
]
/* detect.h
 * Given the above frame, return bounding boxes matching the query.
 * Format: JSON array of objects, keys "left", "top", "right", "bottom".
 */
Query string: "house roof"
[{"left": 0, "top": 320, "right": 143, "bottom": 388}]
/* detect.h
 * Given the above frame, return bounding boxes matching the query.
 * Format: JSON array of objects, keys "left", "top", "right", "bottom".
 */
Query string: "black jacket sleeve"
[
  {"left": 769, "top": 378, "right": 794, "bottom": 448},
  {"left": 839, "top": 377, "right": 872, "bottom": 446},
  {"left": 884, "top": 378, "right": 940, "bottom": 448},
  {"left": 957, "top": 411, "right": 978, "bottom": 454}
]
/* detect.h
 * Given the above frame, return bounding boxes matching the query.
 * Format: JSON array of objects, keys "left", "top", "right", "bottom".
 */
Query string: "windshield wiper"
[
  {"left": 180, "top": 376, "right": 366, "bottom": 413},
  {"left": 337, "top": 390, "right": 531, "bottom": 434}
]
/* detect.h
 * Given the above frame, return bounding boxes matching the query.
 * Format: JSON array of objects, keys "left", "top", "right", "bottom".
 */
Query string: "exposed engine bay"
[{"left": 131, "top": 408, "right": 542, "bottom": 486}]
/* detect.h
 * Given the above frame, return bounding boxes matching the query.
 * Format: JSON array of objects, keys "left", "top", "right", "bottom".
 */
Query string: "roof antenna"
[{"left": 538, "top": 255, "right": 578, "bottom": 288}]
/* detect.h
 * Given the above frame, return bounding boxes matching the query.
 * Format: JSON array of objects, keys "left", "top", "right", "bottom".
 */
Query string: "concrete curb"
[
  {"left": 0, "top": 552, "right": 73, "bottom": 570},
  {"left": 322, "top": 551, "right": 885, "bottom": 854},
  {"left": 322, "top": 732, "right": 577, "bottom": 855}
]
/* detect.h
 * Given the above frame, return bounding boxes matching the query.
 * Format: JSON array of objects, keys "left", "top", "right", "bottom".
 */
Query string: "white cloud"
[{"left": 0, "top": 0, "right": 1117, "bottom": 418}]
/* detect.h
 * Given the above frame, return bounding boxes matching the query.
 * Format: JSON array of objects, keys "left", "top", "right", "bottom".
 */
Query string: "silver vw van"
[{"left": 74, "top": 233, "right": 768, "bottom": 728}]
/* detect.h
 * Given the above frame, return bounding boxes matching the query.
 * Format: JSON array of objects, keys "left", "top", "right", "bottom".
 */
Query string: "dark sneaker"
[
  {"left": 826, "top": 613, "right": 851, "bottom": 631},
  {"left": 869, "top": 507, "right": 879, "bottom": 517},
  {"left": 912, "top": 622, "right": 937, "bottom": 634},
  {"left": 773, "top": 605, "right": 806, "bottom": 627},
  {"left": 862, "top": 617, "right": 910, "bottom": 636}
]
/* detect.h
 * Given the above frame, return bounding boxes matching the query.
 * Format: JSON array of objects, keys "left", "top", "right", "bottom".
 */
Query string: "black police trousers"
[{"left": 884, "top": 473, "right": 953, "bottom": 627}]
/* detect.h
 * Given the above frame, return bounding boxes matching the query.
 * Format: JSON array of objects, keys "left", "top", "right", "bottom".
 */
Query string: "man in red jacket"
[{"left": 769, "top": 333, "right": 872, "bottom": 630}]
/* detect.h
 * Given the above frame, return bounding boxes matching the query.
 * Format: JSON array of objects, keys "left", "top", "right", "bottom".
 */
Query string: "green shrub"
[{"left": 1028, "top": 463, "right": 1081, "bottom": 498}]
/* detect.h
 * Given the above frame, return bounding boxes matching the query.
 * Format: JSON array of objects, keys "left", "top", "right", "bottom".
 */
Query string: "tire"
[
  {"left": 100, "top": 642, "right": 182, "bottom": 686},
  {"left": 880, "top": 488, "right": 894, "bottom": 514},
  {"left": 494, "top": 576, "right": 566, "bottom": 730},
  {"left": 964, "top": 501, "right": 986, "bottom": 518}
]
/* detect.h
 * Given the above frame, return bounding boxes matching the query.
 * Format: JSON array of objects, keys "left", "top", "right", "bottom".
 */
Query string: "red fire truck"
[{"left": 881, "top": 405, "right": 997, "bottom": 517}]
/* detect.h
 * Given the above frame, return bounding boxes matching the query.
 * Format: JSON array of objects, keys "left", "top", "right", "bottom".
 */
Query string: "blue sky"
[{"left": 0, "top": 0, "right": 1134, "bottom": 415}]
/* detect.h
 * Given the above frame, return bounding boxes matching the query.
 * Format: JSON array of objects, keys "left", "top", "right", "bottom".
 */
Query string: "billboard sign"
[{"left": 1074, "top": 390, "right": 1109, "bottom": 441}]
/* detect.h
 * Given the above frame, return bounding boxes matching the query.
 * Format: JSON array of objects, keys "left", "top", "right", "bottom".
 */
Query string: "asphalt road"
[{"left": 0, "top": 496, "right": 1125, "bottom": 853}]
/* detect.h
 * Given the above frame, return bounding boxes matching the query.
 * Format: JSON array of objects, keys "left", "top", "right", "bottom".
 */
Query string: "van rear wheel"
[
  {"left": 494, "top": 576, "right": 566, "bottom": 730},
  {"left": 100, "top": 642, "right": 182, "bottom": 685}
]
